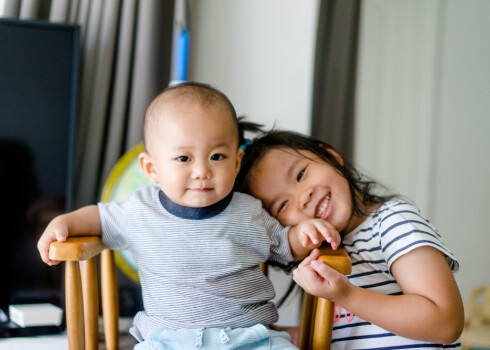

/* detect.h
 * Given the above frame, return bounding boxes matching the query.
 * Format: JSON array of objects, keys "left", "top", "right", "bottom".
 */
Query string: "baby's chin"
[{"left": 177, "top": 192, "right": 228, "bottom": 208}]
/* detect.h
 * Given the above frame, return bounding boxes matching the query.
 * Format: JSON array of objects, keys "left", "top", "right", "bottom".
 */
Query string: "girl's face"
[{"left": 249, "top": 147, "right": 362, "bottom": 234}]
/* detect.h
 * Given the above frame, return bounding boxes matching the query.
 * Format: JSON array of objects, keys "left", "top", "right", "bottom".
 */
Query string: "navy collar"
[{"left": 158, "top": 190, "right": 233, "bottom": 220}]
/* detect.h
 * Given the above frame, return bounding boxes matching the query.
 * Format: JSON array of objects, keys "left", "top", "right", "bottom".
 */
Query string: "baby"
[{"left": 38, "top": 82, "right": 339, "bottom": 349}]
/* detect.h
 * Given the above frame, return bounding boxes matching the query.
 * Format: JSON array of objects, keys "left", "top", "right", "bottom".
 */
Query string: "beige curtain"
[{"left": 1, "top": 0, "right": 175, "bottom": 207}]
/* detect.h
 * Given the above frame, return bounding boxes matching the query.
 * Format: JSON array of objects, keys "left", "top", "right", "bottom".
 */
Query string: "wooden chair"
[
  {"left": 48, "top": 142, "right": 352, "bottom": 349},
  {"left": 49, "top": 240, "right": 350, "bottom": 350}
]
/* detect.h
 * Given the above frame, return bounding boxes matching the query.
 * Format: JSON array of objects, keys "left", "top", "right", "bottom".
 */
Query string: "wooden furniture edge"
[{"left": 49, "top": 236, "right": 105, "bottom": 261}]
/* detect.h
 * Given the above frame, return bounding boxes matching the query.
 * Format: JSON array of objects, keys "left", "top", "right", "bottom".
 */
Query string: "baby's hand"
[
  {"left": 37, "top": 218, "right": 69, "bottom": 266},
  {"left": 296, "top": 219, "right": 340, "bottom": 250}
]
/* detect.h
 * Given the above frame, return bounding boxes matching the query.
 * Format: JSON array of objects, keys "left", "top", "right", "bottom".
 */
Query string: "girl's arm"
[
  {"left": 293, "top": 246, "right": 464, "bottom": 344},
  {"left": 37, "top": 205, "right": 102, "bottom": 266}
]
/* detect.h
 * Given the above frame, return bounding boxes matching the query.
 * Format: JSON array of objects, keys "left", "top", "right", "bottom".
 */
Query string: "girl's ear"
[
  {"left": 319, "top": 143, "right": 344, "bottom": 166},
  {"left": 139, "top": 152, "right": 160, "bottom": 183}
]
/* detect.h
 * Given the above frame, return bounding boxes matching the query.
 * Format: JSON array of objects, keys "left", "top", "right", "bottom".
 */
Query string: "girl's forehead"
[
  {"left": 261, "top": 147, "right": 311, "bottom": 163},
  {"left": 253, "top": 148, "right": 304, "bottom": 177}
]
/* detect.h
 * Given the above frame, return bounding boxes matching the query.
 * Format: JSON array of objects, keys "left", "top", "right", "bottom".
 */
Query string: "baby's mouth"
[
  {"left": 315, "top": 193, "right": 331, "bottom": 219},
  {"left": 191, "top": 188, "right": 212, "bottom": 192}
]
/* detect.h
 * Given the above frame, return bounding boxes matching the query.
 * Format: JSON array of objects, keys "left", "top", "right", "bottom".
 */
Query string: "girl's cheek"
[{"left": 280, "top": 210, "right": 308, "bottom": 227}]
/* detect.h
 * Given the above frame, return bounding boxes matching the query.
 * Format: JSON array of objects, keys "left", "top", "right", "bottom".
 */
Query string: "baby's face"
[{"left": 145, "top": 101, "right": 243, "bottom": 208}]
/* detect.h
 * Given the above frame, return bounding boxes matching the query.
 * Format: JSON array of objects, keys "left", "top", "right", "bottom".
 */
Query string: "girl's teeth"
[{"left": 316, "top": 194, "right": 330, "bottom": 218}]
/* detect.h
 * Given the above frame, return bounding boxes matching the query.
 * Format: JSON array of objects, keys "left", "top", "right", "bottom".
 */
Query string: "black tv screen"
[{"left": 0, "top": 19, "right": 80, "bottom": 311}]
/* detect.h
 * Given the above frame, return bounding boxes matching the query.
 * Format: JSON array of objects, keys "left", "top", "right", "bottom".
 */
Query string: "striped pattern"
[
  {"left": 332, "top": 201, "right": 460, "bottom": 349},
  {"left": 98, "top": 186, "right": 293, "bottom": 341}
]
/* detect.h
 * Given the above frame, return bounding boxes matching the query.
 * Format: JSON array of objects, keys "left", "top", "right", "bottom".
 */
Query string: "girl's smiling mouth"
[{"left": 315, "top": 193, "right": 331, "bottom": 219}]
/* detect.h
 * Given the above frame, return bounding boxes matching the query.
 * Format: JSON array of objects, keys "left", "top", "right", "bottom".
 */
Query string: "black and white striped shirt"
[
  {"left": 332, "top": 201, "right": 460, "bottom": 349},
  {"left": 98, "top": 186, "right": 293, "bottom": 341}
]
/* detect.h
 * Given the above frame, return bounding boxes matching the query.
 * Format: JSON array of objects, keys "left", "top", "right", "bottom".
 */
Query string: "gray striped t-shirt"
[{"left": 98, "top": 185, "right": 293, "bottom": 341}]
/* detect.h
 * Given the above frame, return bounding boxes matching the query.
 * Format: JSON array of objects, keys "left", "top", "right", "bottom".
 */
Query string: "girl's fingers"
[
  {"left": 314, "top": 221, "right": 341, "bottom": 249},
  {"left": 311, "top": 259, "right": 335, "bottom": 280},
  {"left": 293, "top": 263, "right": 327, "bottom": 295},
  {"left": 309, "top": 248, "right": 320, "bottom": 260},
  {"left": 317, "top": 224, "right": 335, "bottom": 243},
  {"left": 298, "top": 248, "right": 320, "bottom": 269},
  {"left": 302, "top": 236, "right": 312, "bottom": 247},
  {"left": 302, "top": 225, "right": 319, "bottom": 245}
]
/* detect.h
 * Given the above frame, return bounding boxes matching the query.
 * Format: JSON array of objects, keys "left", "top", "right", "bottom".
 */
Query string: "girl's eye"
[
  {"left": 176, "top": 156, "right": 190, "bottom": 162},
  {"left": 297, "top": 167, "right": 306, "bottom": 182},
  {"left": 211, "top": 153, "right": 225, "bottom": 161}
]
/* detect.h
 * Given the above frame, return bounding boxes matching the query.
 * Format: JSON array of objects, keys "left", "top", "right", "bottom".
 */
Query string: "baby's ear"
[
  {"left": 319, "top": 143, "right": 344, "bottom": 166},
  {"left": 139, "top": 152, "right": 160, "bottom": 183},
  {"left": 235, "top": 148, "right": 244, "bottom": 175}
]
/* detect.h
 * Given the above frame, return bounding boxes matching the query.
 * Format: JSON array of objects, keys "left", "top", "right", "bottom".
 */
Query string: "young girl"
[{"left": 235, "top": 130, "right": 464, "bottom": 349}]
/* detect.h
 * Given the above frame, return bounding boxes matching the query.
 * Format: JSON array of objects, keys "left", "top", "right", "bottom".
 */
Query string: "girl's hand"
[
  {"left": 293, "top": 248, "right": 352, "bottom": 301},
  {"left": 296, "top": 219, "right": 340, "bottom": 250},
  {"left": 37, "top": 217, "right": 69, "bottom": 266}
]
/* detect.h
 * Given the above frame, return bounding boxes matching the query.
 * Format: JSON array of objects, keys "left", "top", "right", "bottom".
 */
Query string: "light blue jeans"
[{"left": 134, "top": 324, "right": 298, "bottom": 350}]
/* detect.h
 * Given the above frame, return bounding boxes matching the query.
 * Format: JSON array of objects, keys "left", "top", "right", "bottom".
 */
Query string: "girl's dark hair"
[
  {"left": 234, "top": 124, "right": 396, "bottom": 308},
  {"left": 235, "top": 127, "right": 394, "bottom": 219}
]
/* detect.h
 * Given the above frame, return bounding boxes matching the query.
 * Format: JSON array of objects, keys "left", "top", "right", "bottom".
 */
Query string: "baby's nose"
[{"left": 192, "top": 161, "right": 211, "bottom": 179}]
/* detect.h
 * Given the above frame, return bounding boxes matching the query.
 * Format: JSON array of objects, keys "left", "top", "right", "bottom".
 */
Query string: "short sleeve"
[
  {"left": 378, "top": 202, "right": 459, "bottom": 272},
  {"left": 98, "top": 199, "right": 132, "bottom": 250},
  {"left": 259, "top": 209, "right": 294, "bottom": 266}
]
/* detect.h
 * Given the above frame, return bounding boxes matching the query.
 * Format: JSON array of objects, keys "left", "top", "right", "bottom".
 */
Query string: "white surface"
[
  {"left": 188, "top": 0, "right": 319, "bottom": 135},
  {"left": 355, "top": 0, "right": 490, "bottom": 301},
  {"left": 9, "top": 304, "right": 63, "bottom": 328},
  {"left": 0, "top": 334, "right": 68, "bottom": 350}
]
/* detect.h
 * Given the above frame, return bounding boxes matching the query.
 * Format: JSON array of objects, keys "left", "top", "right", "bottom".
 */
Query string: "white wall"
[
  {"left": 355, "top": 0, "right": 490, "bottom": 303},
  {"left": 431, "top": 0, "right": 490, "bottom": 302},
  {"left": 188, "top": 0, "right": 319, "bottom": 134}
]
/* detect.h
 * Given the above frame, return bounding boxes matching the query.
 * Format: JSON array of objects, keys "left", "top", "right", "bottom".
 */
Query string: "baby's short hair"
[{"left": 144, "top": 82, "right": 239, "bottom": 150}]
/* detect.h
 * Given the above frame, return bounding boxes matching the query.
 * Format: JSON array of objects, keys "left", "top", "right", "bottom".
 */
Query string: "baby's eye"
[
  {"left": 211, "top": 153, "right": 225, "bottom": 161},
  {"left": 297, "top": 167, "right": 306, "bottom": 182},
  {"left": 276, "top": 200, "right": 288, "bottom": 216},
  {"left": 176, "top": 156, "right": 190, "bottom": 162}
]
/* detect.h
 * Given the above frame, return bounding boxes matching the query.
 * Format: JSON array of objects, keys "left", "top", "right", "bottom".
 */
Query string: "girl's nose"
[
  {"left": 192, "top": 161, "right": 211, "bottom": 179},
  {"left": 299, "top": 188, "right": 313, "bottom": 208}
]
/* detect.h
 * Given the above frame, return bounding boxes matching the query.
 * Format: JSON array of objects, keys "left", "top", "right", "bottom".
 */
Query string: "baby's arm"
[
  {"left": 37, "top": 205, "right": 102, "bottom": 266},
  {"left": 288, "top": 219, "right": 340, "bottom": 261},
  {"left": 293, "top": 246, "right": 464, "bottom": 344}
]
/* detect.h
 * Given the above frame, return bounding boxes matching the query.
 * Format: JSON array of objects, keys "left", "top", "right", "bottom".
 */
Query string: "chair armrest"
[
  {"left": 49, "top": 236, "right": 106, "bottom": 261},
  {"left": 317, "top": 246, "right": 352, "bottom": 275},
  {"left": 298, "top": 246, "right": 351, "bottom": 350}
]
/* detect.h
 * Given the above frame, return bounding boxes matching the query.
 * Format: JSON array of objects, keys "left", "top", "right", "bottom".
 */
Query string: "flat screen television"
[{"left": 0, "top": 18, "right": 80, "bottom": 313}]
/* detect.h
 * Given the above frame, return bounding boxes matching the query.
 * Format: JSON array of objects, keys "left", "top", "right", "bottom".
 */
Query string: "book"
[{"left": 9, "top": 303, "right": 63, "bottom": 328}]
